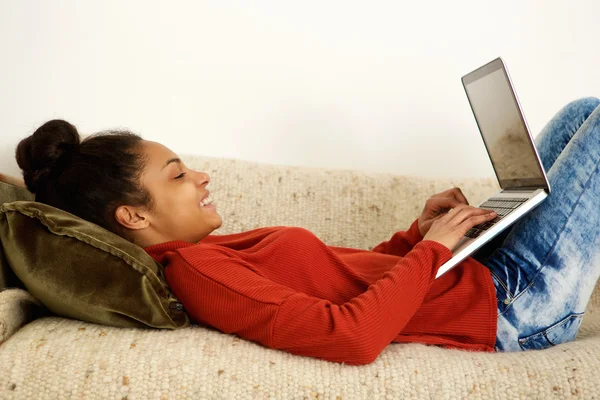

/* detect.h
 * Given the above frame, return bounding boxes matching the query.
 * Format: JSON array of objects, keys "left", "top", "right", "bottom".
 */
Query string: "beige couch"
[{"left": 1, "top": 153, "right": 599, "bottom": 399}]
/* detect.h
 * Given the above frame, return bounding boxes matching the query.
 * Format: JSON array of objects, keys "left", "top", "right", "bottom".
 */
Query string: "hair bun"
[{"left": 15, "top": 119, "right": 81, "bottom": 194}]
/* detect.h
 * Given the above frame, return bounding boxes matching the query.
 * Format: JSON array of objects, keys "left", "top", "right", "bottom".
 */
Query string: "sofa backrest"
[{"left": 183, "top": 154, "right": 501, "bottom": 249}]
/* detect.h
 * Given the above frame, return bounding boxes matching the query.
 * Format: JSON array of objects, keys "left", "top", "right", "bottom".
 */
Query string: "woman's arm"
[
  {"left": 0, "top": 173, "right": 26, "bottom": 189},
  {"left": 164, "top": 240, "right": 452, "bottom": 366},
  {"left": 370, "top": 218, "right": 423, "bottom": 257}
]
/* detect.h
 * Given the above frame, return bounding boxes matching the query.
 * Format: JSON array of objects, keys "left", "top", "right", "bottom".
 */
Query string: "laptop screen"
[{"left": 462, "top": 59, "right": 547, "bottom": 189}]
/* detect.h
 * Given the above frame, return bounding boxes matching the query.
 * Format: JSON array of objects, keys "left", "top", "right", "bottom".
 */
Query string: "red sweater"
[{"left": 145, "top": 218, "right": 498, "bottom": 365}]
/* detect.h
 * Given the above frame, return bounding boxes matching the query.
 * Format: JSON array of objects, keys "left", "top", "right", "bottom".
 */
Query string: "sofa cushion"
[
  {"left": 0, "top": 181, "right": 33, "bottom": 291},
  {"left": 0, "top": 200, "right": 190, "bottom": 329},
  {"left": 0, "top": 288, "right": 48, "bottom": 345}
]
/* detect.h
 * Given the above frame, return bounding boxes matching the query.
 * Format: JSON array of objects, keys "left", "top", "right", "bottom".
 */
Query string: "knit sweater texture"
[{"left": 145, "top": 218, "right": 498, "bottom": 365}]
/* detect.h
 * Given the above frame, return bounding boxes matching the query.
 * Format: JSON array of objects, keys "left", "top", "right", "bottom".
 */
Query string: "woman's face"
[{"left": 135, "top": 140, "right": 222, "bottom": 245}]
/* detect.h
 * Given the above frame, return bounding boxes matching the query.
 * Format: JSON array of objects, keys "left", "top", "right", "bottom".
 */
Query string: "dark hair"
[{"left": 15, "top": 119, "right": 154, "bottom": 238}]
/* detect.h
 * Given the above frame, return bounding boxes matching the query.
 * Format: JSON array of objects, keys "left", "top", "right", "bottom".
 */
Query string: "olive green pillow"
[
  {"left": 0, "top": 196, "right": 190, "bottom": 330},
  {"left": 0, "top": 180, "right": 33, "bottom": 291}
]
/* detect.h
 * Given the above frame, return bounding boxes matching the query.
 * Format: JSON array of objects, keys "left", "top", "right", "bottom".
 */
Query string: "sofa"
[{"left": 1, "top": 152, "right": 599, "bottom": 399}]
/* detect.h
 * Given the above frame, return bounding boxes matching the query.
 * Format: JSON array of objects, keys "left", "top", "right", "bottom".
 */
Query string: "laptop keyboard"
[{"left": 464, "top": 197, "right": 528, "bottom": 239}]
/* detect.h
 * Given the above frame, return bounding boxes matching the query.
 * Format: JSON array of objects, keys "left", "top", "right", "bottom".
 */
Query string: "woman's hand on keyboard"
[
  {"left": 422, "top": 203, "right": 497, "bottom": 251},
  {"left": 417, "top": 187, "right": 470, "bottom": 237}
]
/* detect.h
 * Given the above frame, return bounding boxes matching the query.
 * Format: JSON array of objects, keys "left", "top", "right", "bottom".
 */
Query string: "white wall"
[{"left": 1, "top": 0, "right": 599, "bottom": 180}]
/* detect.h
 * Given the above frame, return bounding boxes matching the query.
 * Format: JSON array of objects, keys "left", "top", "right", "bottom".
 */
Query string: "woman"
[{"left": 7, "top": 97, "right": 600, "bottom": 365}]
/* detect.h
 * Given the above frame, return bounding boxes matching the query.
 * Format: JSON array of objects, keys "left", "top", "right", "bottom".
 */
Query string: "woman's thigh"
[{"left": 476, "top": 97, "right": 600, "bottom": 352}]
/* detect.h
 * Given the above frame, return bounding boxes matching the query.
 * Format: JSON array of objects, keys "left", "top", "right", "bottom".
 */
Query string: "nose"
[{"left": 193, "top": 170, "right": 210, "bottom": 187}]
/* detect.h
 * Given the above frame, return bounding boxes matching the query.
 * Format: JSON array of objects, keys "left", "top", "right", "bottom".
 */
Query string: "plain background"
[{"left": 1, "top": 1, "right": 599, "bottom": 179}]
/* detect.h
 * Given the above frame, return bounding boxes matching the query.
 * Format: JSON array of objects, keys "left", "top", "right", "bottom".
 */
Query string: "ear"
[{"left": 115, "top": 205, "right": 150, "bottom": 230}]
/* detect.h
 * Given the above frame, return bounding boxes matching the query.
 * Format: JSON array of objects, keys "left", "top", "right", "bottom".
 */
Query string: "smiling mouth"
[{"left": 199, "top": 195, "right": 214, "bottom": 207}]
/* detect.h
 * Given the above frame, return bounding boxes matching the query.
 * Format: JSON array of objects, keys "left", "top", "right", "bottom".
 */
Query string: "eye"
[{"left": 175, "top": 172, "right": 186, "bottom": 180}]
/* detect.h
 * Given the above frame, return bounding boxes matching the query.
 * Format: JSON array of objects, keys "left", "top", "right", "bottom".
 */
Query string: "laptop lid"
[{"left": 461, "top": 57, "right": 550, "bottom": 192}]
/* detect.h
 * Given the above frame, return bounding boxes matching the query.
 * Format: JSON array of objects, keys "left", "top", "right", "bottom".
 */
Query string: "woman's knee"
[{"left": 559, "top": 97, "right": 600, "bottom": 124}]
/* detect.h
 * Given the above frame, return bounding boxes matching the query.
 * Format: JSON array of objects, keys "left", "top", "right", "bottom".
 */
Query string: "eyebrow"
[{"left": 161, "top": 157, "right": 181, "bottom": 171}]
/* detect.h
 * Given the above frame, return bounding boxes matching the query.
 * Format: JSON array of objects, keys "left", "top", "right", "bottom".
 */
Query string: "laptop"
[{"left": 435, "top": 57, "right": 551, "bottom": 279}]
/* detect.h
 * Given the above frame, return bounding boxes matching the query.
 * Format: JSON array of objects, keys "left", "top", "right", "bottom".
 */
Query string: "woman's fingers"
[
  {"left": 431, "top": 187, "right": 470, "bottom": 205},
  {"left": 462, "top": 209, "right": 496, "bottom": 226},
  {"left": 427, "top": 196, "right": 461, "bottom": 213},
  {"left": 443, "top": 203, "right": 495, "bottom": 226},
  {"left": 423, "top": 202, "right": 496, "bottom": 250},
  {"left": 453, "top": 187, "right": 469, "bottom": 205}
]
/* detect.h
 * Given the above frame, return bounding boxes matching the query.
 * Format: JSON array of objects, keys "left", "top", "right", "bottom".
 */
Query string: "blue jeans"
[{"left": 471, "top": 97, "right": 600, "bottom": 352}]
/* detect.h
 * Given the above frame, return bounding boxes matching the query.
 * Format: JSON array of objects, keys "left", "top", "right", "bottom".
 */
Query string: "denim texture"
[{"left": 471, "top": 97, "right": 600, "bottom": 352}]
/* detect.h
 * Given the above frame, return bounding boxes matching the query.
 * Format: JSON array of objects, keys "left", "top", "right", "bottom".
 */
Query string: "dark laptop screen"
[{"left": 462, "top": 58, "right": 547, "bottom": 189}]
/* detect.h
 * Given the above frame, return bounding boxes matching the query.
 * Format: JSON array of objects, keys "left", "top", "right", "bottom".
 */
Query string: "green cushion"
[
  {"left": 0, "top": 181, "right": 33, "bottom": 291},
  {"left": 0, "top": 197, "right": 190, "bottom": 329}
]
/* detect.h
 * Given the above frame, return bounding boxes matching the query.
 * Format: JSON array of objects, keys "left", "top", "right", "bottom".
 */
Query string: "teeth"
[{"left": 200, "top": 195, "right": 213, "bottom": 207}]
